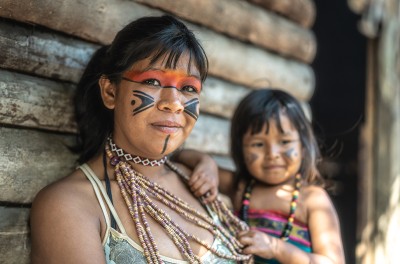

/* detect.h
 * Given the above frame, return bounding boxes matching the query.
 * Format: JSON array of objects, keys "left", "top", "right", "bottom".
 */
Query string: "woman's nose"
[{"left": 157, "top": 88, "right": 184, "bottom": 113}]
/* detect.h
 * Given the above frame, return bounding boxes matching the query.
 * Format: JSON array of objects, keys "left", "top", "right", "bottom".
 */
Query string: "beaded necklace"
[
  {"left": 240, "top": 174, "right": 301, "bottom": 241},
  {"left": 105, "top": 142, "right": 252, "bottom": 264}
]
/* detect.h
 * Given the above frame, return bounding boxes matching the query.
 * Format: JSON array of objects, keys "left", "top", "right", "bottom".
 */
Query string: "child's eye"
[
  {"left": 142, "top": 79, "right": 161, "bottom": 86},
  {"left": 180, "top": 85, "right": 200, "bottom": 94},
  {"left": 250, "top": 142, "right": 264, "bottom": 148}
]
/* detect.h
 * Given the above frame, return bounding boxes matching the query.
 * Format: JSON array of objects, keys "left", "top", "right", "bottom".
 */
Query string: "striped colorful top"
[{"left": 245, "top": 209, "right": 312, "bottom": 264}]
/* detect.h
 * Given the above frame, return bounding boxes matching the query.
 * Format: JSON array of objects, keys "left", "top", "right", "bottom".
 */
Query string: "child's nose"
[
  {"left": 157, "top": 88, "right": 184, "bottom": 113},
  {"left": 265, "top": 144, "right": 280, "bottom": 159}
]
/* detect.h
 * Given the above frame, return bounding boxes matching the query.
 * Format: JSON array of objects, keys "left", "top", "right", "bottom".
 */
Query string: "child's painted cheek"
[
  {"left": 283, "top": 148, "right": 298, "bottom": 161},
  {"left": 245, "top": 152, "right": 259, "bottom": 165}
]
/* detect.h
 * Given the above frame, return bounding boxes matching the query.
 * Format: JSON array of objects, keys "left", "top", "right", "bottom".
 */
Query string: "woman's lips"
[{"left": 151, "top": 121, "right": 182, "bottom": 134}]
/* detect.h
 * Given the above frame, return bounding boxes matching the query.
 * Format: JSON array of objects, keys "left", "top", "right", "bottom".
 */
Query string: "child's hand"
[
  {"left": 188, "top": 155, "right": 219, "bottom": 203},
  {"left": 238, "top": 229, "right": 278, "bottom": 259}
]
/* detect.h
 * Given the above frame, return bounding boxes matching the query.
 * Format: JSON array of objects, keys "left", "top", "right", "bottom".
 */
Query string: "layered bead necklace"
[
  {"left": 105, "top": 138, "right": 252, "bottom": 264},
  {"left": 240, "top": 174, "right": 301, "bottom": 241}
]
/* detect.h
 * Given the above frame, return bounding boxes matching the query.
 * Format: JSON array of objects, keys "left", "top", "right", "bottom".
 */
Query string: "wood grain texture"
[
  {"left": 246, "top": 0, "right": 316, "bottom": 27},
  {"left": 134, "top": 0, "right": 316, "bottom": 62},
  {"left": 0, "top": 20, "right": 97, "bottom": 83},
  {"left": 0, "top": 70, "right": 76, "bottom": 132},
  {"left": 0, "top": 0, "right": 315, "bottom": 98},
  {"left": 0, "top": 207, "right": 30, "bottom": 264},
  {"left": 0, "top": 127, "right": 77, "bottom": 203}
]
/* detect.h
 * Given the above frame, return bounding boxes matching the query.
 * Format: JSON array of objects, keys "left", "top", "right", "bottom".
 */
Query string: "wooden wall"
[
  {"left": 348, "top": 0, "right": 400, "bottom": 263},
  {"left": 0, "top": 0, "right": 316, "bottom": 262}
]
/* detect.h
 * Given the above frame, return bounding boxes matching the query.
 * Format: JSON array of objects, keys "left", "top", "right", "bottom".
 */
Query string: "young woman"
[{"left": 30, "top": 15, "right": 251, "bottom": 264}]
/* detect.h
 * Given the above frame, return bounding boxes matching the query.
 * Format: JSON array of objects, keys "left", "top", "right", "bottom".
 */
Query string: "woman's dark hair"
[
  {"left": 74, "top": 15, "right": 208, "bottom": 164},
  {"left": 230, "top": 89, "right": 324, "bottom": 186}
]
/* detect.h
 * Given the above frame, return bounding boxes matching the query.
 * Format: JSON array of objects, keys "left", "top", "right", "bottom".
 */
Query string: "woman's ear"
[{"left": 99, "top": 76, "right": 116, "bottom": 110}]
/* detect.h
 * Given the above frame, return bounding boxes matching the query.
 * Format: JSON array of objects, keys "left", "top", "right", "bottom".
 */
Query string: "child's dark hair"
[
  {"left": 74, "top": 15, "right": 208, "bottom": 164},
  {"left": 230, "top": 89, "right": 324, "bottom": 186}
]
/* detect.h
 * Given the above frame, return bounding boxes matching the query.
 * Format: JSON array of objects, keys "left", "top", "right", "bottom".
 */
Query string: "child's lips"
[{"left": 263, "top": 164, "right": 285, "bottom": 170}]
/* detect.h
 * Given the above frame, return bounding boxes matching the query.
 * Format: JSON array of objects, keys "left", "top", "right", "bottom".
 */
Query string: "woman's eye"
[
  {"left": 180, "top": 85, "right": 199, "bottom": 93},
  {"left": 142, "top": 79, "right": 161, "bottom": 86}
]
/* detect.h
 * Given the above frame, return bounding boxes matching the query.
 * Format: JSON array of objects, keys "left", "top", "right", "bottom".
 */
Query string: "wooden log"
[
  {"left": 134, "top": 0, "right": 316, "bottom": 63},
  {"left": 246, "top": 0, "right": 316, "bottom": 28},
  {"left": 0, "top": 20, "right": 97, "bottom": 84},
  {"left": 201, "top": 78, "right": 250, "bottom": 119},
  {"left": 0, "top": 69, "right": 247, "bottom": 135},
  {"left": 0, "top": 127, "right": 77, "bottom": 203},
  {"left": 186, "top": 115, "right": 230, "bottom": 155},
  {"left": 0, "top": 125, "right": 230, "bottom": 203},
  {"left": 0, "top": 206, "right": 30, "bottom": 264},
  {"left": 0, "top": 70, "right": 76, "bottom": 132},
  {"left": 0, "top": 0, "right": 315, "bottom": 99},
  {"left": 193, "top": 24, "right": 314, "bottom": 100}
]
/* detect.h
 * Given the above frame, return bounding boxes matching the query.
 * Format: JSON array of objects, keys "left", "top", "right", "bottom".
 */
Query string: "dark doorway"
[{"left": 311, "top": 1, "right": 366, "bottom": 263}]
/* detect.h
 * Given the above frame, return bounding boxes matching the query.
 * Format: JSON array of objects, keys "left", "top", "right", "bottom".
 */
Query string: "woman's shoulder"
[{"left": 31, "top": 167, "right": 100, "bottom": 222}]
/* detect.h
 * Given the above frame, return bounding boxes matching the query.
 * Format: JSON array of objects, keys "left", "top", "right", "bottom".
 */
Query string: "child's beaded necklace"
[{"left": 240, "top": 174, "right": 302, "bottom": 241}]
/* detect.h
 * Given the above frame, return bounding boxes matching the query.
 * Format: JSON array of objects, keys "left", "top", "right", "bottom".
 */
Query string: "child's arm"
[
  {"left": 173, "top": 149, "right": 235, "bottom": 203},
  {"left": 238, "top": 186, "right": 345, "bottom": 264}
]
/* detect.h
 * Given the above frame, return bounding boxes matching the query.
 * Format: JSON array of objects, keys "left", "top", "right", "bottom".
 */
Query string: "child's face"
[{"left": 242, "top": 113, "right": 302, "bottom": 186}]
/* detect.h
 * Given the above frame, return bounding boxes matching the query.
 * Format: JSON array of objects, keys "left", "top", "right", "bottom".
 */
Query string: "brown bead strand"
[{"left": 105, "top": 143, "right": 252, "bottom": 263}]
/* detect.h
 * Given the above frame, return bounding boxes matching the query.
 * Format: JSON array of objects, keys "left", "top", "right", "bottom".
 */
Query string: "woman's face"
[
  {"left": 101, "top": 53, "right": 201, "bottom": 159},
  {"left": 242, "top": 113, "right": 302, "bottom": 186}
]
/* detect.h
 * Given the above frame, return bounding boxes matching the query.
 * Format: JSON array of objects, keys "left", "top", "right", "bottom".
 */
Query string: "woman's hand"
[{"left": 188, "top": 154, "right": 219, "bottom": 203}]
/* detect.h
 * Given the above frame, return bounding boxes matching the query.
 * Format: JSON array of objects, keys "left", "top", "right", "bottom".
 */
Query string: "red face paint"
[{"left": 123, "top": 69, "right": 202, "bottom": 93}]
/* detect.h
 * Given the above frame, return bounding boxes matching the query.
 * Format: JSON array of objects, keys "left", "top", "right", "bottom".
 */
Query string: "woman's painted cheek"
[
  {"left": 131, "top": 90, "right": 155, "bottom": 116},
  {"left": 183, "top": 98, "right": 199, "bottom": 120}
]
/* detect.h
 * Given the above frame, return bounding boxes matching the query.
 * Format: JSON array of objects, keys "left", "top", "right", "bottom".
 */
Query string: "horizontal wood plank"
[
  {"left": 0, "top": 127, "right": 77, "bottom": 203},
  {"left": 0, "top": 70, "right": 76, "bottom": 132},
  {"left": 186, "top": 115, "right": 230, "bottom": 155},
  {"left": 0, "top": 126, "right": 231, "bottom": 203},
  {"left": 194, "top": 23, "right": 314, "bottom": 100},
  {"left": 0, "top": 207, "right": 30, "bottom": 264},
  {"left": 0, "top": 69, "right": 247, "bottom": 134},
  {"left": 0, "top": 20, "right": 97, "bottom": 83},
  {"left": 0, "top": 0, "right": 314, "bottom": 98},
  {"left": 246, "top": 0, "right": 316, "bottom": 28},
  {"left": 134, "top": 0, "right": 316, "bottom": 62}
]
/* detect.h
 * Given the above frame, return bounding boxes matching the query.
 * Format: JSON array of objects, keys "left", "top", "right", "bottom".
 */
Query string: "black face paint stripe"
[
  {"left": 183, "top": 98, "right": 199, "bottom": 120},
  {"left": 132, "top": 90, "right": 155, "bottom": 116},
  {"left": 284, "top": 148, "right": 297, "bottom": 160},
  {"left": 161, "top": 135, "right": 170, "bottom": 154}
]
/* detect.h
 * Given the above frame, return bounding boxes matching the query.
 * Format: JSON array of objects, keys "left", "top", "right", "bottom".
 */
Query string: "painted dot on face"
[{"left": 131, "top": 90, "right": 155, "bottom": 116}]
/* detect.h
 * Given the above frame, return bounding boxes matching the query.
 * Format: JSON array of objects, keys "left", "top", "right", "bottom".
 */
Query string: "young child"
[{"left": 178, "top": 89, "right": 345, "bottom": 264}]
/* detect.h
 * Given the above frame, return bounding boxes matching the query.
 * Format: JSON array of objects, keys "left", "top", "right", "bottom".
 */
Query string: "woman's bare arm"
[{"left": 30, "top": 176, "right": 106, "bottom": 264}]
